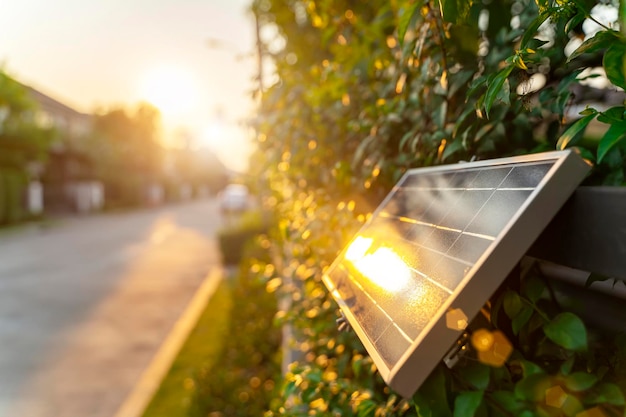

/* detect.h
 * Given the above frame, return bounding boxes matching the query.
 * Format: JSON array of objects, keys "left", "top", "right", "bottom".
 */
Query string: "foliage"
[
  {"left": 0, "top": 70, "right": 55, "bottom": 224},
  {"left": 87, "top": 104, "right": 165, "bottom": 207},
  {"left": 190, "top": 240, "right": 282, "bottom": 417},
  {"left": 86, "top": 104, "right": 228, "bottom": 208},
  {"left": 251, "top": 0, "right": 626, "bottom": 415},
  {"left": 470, "top": 0, "right": 626, "bottom": 185},
  {"left": 217, "top": 210, "right": 270, "bottom": 265},
  {"left": 165, "top": 147, "right": 229, "bottom": 196},
  {"left": 0, "top": 71, "right": 54, "bottom": 171}
]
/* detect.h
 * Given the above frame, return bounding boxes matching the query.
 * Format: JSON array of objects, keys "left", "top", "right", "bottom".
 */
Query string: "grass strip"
[{"left": 142, "top": 278, "right": 233, "bottom": 417}]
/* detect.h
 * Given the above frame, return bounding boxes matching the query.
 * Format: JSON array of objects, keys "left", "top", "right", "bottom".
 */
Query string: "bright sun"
[{"left": 139, "top": 66, "right": 197, "bottom": 117}]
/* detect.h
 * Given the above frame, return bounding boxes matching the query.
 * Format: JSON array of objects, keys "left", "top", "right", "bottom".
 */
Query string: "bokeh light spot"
[{"left": 446, "top": 308, "right": 468, "bottom": 330}]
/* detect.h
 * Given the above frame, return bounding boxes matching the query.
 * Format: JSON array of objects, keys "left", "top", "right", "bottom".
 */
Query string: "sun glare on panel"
[
  {"left": 345, "top": 236, "right": 373, "bottom": 261},
  {"left": 346, "top": 237, "right": 412, "bottom": 293},
  {"left": 140, "top": 66, "right": 197, "bottom": 117}
]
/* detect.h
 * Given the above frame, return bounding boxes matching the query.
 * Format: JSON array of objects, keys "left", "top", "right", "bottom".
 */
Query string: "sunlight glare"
[
  {"left": 140, "top": 66, "right": 197, "bottom": 117},
  {"left": 346, "top": 237, "right": 412, "bottom": 292},
  {"left": 345, "top": 236, "right": 373, "bottom": 261},
  {"left": 200, "top": 122, "right": 225, "bottom": 148}
]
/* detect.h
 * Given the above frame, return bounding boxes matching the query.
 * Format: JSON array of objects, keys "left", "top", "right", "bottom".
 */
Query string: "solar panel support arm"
[{"left": 528, "top": 186, "right": 626, "bottom": 281}]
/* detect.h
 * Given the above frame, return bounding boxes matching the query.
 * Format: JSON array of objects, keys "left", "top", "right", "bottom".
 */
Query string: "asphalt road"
[{"left": 0, "top": 199, "right": 223, "bottom": 417}]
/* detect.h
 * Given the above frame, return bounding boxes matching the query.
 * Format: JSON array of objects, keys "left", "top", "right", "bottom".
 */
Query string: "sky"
[{"left": 0, "top": 0, "right": 257, "bottom": 172}]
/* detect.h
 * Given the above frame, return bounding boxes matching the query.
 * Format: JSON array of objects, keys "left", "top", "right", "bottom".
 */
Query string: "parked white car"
[{"left": 219, "top": 184, "right": 250, "bottom": 214}]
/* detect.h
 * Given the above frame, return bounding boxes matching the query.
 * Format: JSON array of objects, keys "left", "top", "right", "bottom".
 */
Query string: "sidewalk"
[{"left": 3, "top": 202, "right": 224, "bottom": 417}]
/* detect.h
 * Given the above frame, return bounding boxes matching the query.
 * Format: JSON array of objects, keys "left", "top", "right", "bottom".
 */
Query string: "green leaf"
[
  {"left": 400, "top": 130, "right": 417, "bottom": 150},
  {"left": 512, "top": 305, "right": 534, "bottom": 335},
  {"left": 458, "top": 363, "right": 491, "bottom": 390},
  {"left": 438, "top": 0, "right": 458, "bottom": 23},
  {"left": 495, "top": 78, "right": 510, "bottom": 107},
  {"left": 467, "top": 75, "right": 487, "bottom": 98},
  {"left": 484, "top": 66, "right": 513, "bottom": 117},
  {"left": 522, "top": 275, "right": 545, "bottom": 303},
  {"left": 435, "top": 101, "right": 448, "bottom": 128},
  {"left": 503, "top": 290, "right": 522, "bottom": 318},
  {"left": 567, "top": 30, "right": 620, "bottom": 63},
  {"left": 489, "top": 391, "right": 525, "bottom": 414},
  {"left": 438, "top": 0, "right": 475, "bottom": 24},
  {"left": 604, "top": 42, "right": 626, "bottom": 89},
  {"left": 585, "top": 383, "right": 626, "bottom": 406},
  {"left": 517, "top": 359, "right": 545, "bottom": 377},
  {"left": 560, "top": 357, "right": 575, "bottom": 375},
  {"left": 543, "top": 312, "right": 588, "bottom": 351},
  {"left": 580, "top": 107, "right": 598, "bottom": 116},
  {"left": 597, "top": 106, "right": 625, "bottom": 124},
  {"left": 521, "top": 11, "right": 550, "bottom": 49},
  {"left": 284, "top": 380, "right": 298, "bottom": 398},
  {"left": 398, "top": 2, "right": 420, "bottom": 47},
  {"left": 357, "top": 399, "right": 378, "bottom": 416},
  {"left": 442, "top": 137, "right": 464, "bottom": 161},
  {"left": 515, "top": 373, "right": 552, "bottom": 402},
  {"left": 597, "top": 123, "right": 626, "bottom": 163},
  {"left": 563, "top": 372, "right": 598, "bottom": 392},
  {"left": 453, "top": 391, "right": 484, "bottom": 417},
  {"left": 413, "top": 366, "right": 453, "bottom": 417},
  {"left": 565, "top": 11, "right": 587, "bottom": 35},
  {"left": 556, "top": 112, "right": 597, "bottom": 150}
]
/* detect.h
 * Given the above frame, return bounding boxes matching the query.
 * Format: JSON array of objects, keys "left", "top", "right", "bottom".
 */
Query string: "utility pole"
[{"left": 253, "top": 3, "right": 264, "bottom": 97}]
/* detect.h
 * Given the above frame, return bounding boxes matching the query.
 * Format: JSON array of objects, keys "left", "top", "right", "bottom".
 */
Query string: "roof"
[{"left": 23, "top": 84, "right": 90, "bottom": 122}]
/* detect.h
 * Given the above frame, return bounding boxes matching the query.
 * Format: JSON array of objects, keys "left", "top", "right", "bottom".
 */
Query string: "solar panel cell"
[
  {"left": 500, "top": 162, "right": 552, "bottom": 188},
  {"left": 466, "top": 190, "right": 532, "bottom": 236},
  {"left": 447, "top": 234, "right": 493, "bottom": 264}
]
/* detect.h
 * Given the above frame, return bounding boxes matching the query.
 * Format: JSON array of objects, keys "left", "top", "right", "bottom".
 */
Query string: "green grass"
[
  {"left": 142, "top": 279, "right": 234, "bottom": 417},
  {"left": 142, "top": 237, "right": 281, "bottom": 417}
]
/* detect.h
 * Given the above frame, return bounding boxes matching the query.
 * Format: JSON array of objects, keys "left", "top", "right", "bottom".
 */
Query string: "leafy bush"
[
  {"left": 0, "top": 168, "right": 29, "bottom": 225},
  {"left": 217, "top": 210, "right": 270, "bottom": 265},
  {"left": 0, "top": 71, "right": 54, "bottom": 225},
  {"left": 251, "top": 0, "right": 626, "bottom": 415},
  {"left": 190, "top": 242, "right": 282, "bottom": 417}
]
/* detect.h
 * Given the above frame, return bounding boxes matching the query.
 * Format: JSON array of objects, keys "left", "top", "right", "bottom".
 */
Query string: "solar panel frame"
[{"left": 322, "top": 150, "right": 591, "bottom": 398}]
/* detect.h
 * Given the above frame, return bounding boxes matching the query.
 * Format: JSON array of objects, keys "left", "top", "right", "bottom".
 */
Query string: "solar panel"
[{"left": 322, "top": 150, "right": 590, "bottom": 398}]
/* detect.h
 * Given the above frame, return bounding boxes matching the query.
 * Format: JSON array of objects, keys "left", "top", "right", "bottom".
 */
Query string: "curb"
[{"left": 113, "top": 265, "right": 224, "bottom": 417}]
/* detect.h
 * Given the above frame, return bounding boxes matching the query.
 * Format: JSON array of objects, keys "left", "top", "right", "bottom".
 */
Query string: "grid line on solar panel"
[
  {"left": 362, "top": 220, "right": 473, "bottom": 278},
  {"left": 394, "top": 167, "right": 528, "bottom": 240},
  {"left": 338, "top": 244, "right": 454, "bottom": 343},
  {"left": 337, "top": 263, "right": 414, "bottom": 344},
  {"left": 379, "top": 212, "right": 496, "bottom": 242},
  {"left": 436, "top": 167, "right": 515, "bottom": 257},
  {"left": 337, "top": 235, "right": 459, "bottom": 342},
  {"left": 390, "top": 233, "right": 472, "bottom": 275}
]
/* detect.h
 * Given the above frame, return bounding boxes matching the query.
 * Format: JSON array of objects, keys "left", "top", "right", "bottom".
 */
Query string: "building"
[{"left": 24, "top": 84, "right": 103, "bottom": 214}]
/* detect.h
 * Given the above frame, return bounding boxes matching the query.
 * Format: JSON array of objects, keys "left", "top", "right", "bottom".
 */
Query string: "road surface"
[{"left": 0, "top": 199, "right": 223, "bottom": 417}]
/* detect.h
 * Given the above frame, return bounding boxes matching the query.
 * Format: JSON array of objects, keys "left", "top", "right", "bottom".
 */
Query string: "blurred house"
[{"left": 25, "top": 84, "right": 104, "bottom": 214}]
